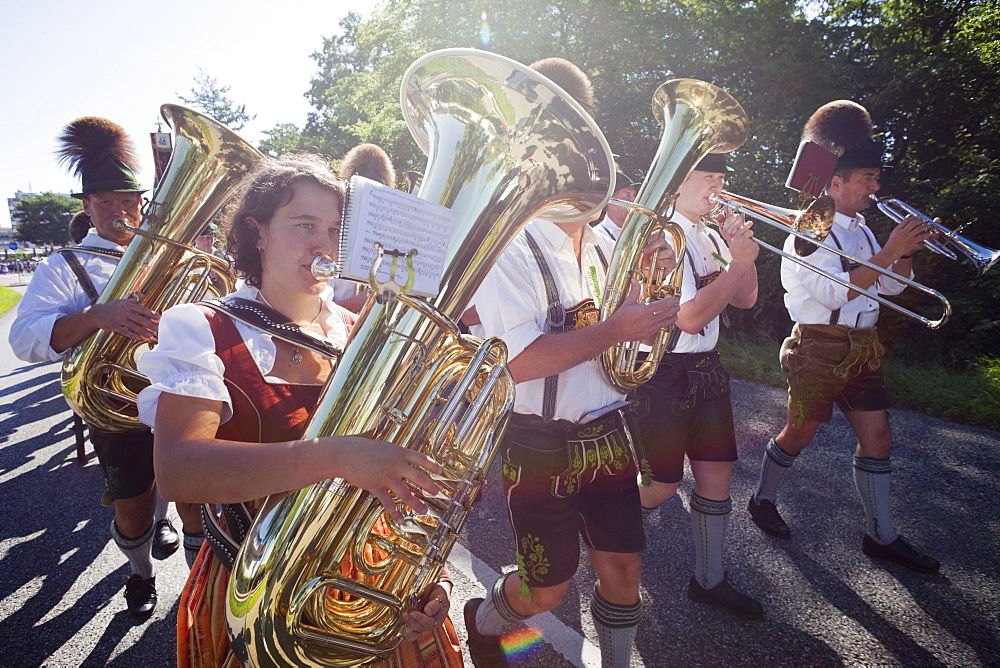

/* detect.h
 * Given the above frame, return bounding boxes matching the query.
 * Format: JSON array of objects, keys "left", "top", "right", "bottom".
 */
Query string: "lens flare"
[
  {"left": 479, "top": 11, "right": 492, "bottom": 48},
  {"left": 500, "top": 626, "right": 544, "bottom": 661}
]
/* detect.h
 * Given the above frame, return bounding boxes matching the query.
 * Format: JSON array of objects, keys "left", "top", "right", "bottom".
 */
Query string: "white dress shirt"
[
  {"left": 593, "top": 215, "right": 621, "bottom": 244},
  {"left": 136, "top": 284, "right": 349, "bottom": 429},
  {"left": 781, "top": 211, "right": 909, "bottom": 327},
  {"left": 666, "top": 212, "right": 731, "bottom": 353},
  {"left": 9, "top": 229, "right": 124, "bottom": 363},
  {"left": 471, "top": 218, "right": 623, "bottom": 423}
]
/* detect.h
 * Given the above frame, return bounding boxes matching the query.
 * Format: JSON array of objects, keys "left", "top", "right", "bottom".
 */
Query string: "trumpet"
[
  {"left": 872, "top": 196, "right": 1000, "bottom": 275},
  {"left": 708, "top": 191, "right": 952, "bottom": 329}
]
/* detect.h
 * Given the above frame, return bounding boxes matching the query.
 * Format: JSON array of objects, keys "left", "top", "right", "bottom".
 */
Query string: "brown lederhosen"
[{"left": 780, "top": 323, "right": 891, "bottom": 427}]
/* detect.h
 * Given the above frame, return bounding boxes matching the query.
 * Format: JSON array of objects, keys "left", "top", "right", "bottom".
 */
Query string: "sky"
[{"left": 0, "top": 0, "right": 370, "bottom": 229}]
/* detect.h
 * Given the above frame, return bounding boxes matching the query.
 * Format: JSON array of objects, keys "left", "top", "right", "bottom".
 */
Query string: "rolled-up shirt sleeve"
[
  {"left": 136, "top": 303, "right": 232, "bottom": 429},
  {"left": 9, "top": 259, "right": 87, "bottom": 363}
]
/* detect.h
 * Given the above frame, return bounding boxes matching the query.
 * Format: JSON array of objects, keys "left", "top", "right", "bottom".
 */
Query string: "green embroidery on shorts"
[
  {"left": 639, "top": 458, "right": 653, "bottom": 486},
  {"left": 792, "top": 400, "right": 806, "bottom": 429},
  {"left": 105, "top": 465, "right": 121, "bottom": 500},
  {"left": 516, "top": 533, "right": 550, "bottom": 598},
  {"left": 502, "top": 460, "right": 517, "bottom": 483}
]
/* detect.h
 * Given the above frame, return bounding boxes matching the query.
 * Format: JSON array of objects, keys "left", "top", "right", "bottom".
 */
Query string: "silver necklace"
[{"left": 257, "top": 291, "right": 324, "bottom": 364}]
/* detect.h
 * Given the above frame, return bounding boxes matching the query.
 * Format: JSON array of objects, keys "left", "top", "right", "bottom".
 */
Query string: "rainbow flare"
[{"left": 500, "top": 626, "right": 545, "bottom": 661}]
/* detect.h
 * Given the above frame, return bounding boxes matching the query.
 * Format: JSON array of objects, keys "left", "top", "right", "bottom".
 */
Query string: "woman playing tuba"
[{"left": 136, "top": 154, "right": 461, "bottom": 667}]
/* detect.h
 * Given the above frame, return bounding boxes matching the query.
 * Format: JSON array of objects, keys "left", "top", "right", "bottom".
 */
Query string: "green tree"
[
  {"left": 298, "top": 0, "right": 998, "bottom": 362},
  {"left": 258, "top": 123, "right": 306, "bottom": 158},
  {"left": 178, "top": 67, "right": 256, "bottom": 131},
  {"left": 13, "top": 193, "right": 81, "bottom": 247}
]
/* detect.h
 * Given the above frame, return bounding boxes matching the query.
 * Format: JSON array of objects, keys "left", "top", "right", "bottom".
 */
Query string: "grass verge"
[
  {"left": 717, "top": 330, "right": 1000, "bottom": 432},
  {"left": 0, "top": 287, "right": 21, "bottom": 318}
]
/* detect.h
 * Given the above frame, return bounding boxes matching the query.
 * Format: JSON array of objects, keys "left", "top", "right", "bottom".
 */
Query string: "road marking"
[{"left": 449, "top": 542, "right": 603, "bottom": 667}]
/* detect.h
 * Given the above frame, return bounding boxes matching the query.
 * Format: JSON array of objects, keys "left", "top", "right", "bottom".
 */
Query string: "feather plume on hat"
[
  {"left": 801, "top": 100, "right": 873, "bottom": 157},
  {"left": 338, "top": 143, "right": 397, "bottom": 187},
  {"left": 57, "top": 117, "right": 139, "bottom": 176},
  {"left": 56, "top": 117, "right": 144, "bottom": 197}
]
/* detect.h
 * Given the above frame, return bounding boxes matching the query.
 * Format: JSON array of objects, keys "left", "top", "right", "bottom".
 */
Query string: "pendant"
[{"left": 292, "top": 348, "right": 303, "bottom": 364}]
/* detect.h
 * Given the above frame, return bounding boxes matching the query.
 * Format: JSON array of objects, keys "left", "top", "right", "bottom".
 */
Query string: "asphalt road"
[{"left": 2, "top": 281, "right": 998, "bottom": 666}]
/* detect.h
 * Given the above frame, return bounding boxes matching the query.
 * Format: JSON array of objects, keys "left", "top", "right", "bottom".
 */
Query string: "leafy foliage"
[
  {"left": 178, "top": 67, "right": 256, "bottom": 131},
  {"left": 281, "top": 0, "right": 998, "bottom": 363},
  {"left": 13, "top": 193, "right": 82, "bottom": 246}
]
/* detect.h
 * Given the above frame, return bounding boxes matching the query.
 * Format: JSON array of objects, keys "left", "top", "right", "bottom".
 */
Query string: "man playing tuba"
[
  {"left": 463, "top": 58, "right": 680, "bottom": 668},
  {"left": 9, "top": 117, "right": 181, "bottom": 620}
]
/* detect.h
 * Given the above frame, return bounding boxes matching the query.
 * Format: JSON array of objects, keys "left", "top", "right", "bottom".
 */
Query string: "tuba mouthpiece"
[{"left": 310, "top": 255, "right": 340, "bottom": 280}]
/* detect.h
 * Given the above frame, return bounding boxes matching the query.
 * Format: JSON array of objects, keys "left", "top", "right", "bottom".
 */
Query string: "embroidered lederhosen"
[{"left": 196, "top": 305, "right": 323, "bottom": 569}]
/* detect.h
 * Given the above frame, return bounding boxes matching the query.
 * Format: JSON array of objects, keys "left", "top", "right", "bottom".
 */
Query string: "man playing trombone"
[{"left": 747, "top": 100, "right": 940, "bottom": 573}]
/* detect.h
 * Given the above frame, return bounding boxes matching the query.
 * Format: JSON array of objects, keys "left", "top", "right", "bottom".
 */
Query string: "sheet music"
[{"left": 340, "top": 176, "right": 454, "bottom": 297}]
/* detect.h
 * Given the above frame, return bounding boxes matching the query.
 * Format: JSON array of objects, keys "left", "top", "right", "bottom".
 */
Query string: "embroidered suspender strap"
[
  {"left": 823, "top": 230, "right": 853, "bottom": 325},
  {"left": 523, "top": 231, "right": 565, "bottom": 422},
  {"left": 200, "top": 296, "right": 342, "bottom": 360},
  {"left": 201, "top": 502, "right": 255, "bottom": 571},
  {"left": 54, "top": 247, "right": 124, "bottom": 305},
  {"left": 60, "top": 251, "right": 100, "bottom": 305},
  {"left": 56, "top": 245, "right": 125, "bottom": 260}
]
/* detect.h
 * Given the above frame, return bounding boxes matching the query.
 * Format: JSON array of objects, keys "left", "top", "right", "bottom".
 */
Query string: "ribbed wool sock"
[
  {"left": 853, "top": 455, "right": 898, "bottom": 545},
  {"left": 111, "top": 520, "right": 155, "bottom": 580},
  {"left": 590, "top": 584, "right": 641, "bottom": 668},
  {"left": 476, "top": 572, "right": 530, "bottom": 637},
  {"left": 755, "top": 436, "right": 798, "bottom": 502},
  {"left": 183, "top": 530, "right": 206, "bottom": 569},
  {"left": 690, "top": 493, "right": 731, "bottom": 590},
  {"left": 153, "top": 493, "right": 169, "bottom": 524}
]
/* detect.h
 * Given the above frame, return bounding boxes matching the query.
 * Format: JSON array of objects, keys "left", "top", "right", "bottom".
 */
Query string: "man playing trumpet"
[{"left": 747, "top": 100, "right": 940, "bottom": 573}]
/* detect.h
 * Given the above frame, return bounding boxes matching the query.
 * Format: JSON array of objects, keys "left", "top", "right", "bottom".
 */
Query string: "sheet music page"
[{"left": 341, "top": 176, "right": 454, "bottom": 297}]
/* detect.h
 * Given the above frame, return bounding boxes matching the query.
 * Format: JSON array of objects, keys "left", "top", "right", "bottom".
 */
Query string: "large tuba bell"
[
  {"left": 225, "top": 48, "right": 615, "bottom": 666},
  {"left": 60, "top": 105, "right": 263, "bottom": 432},
  {"left": 600, "top": 79, "right": 749, "bottom": 392}
]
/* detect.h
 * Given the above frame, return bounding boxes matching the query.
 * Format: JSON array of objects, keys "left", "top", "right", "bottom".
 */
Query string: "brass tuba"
[
  {"left": 61, "top": 105, "right": 263, "bottom": 431},
  {"left": 225, "top": 49, "right": 615, "bottom": 666},
  {"left": 600, "top": 79, "right": 749, "bottom": 392}
]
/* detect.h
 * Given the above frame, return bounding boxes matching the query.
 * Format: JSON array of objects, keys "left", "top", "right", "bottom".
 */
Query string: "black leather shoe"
[
  {"left": 862, "top": 534, "right": 940, "bottom": 573},
  {"left": 153, "top": 519, "right": 180, "bottom": 557},
  {"left": 688, "top": 576, "right": 764, "bottom": 619},
  {"left": 124, "top": 574, "right": 157, "bottom": 620},
  {"left": 748, "top": 497, "right": 791, "bottom": 539},
  {"left": 464, "top": 598, "right": 508, "bottom": 667}
]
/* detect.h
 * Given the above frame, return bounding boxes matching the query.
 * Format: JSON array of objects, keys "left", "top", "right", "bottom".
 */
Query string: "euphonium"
[
  {"left": 61, "top": 105, "right": 262, "bottom": 431},
  {"left": 226, "top": 48, "right": 615, "bottom": 666},
  {"left": 600, "top": 79, "right": 749, "bottom": 392}
]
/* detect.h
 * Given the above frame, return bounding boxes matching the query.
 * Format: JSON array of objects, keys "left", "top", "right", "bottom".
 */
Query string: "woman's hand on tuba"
[{"left": 330, "top": 437, "right": 442, "bottom": 523}]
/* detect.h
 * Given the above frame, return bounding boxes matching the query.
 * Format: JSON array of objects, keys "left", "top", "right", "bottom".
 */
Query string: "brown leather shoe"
[
  {"left": 688, "top": 576, "right": 764, "bottom": 619},
  {"left": 748, "top": 497, "right": 790, "bottom": 539},
  {"left": 464, "top": 598, "right": 508, "bottom": 667},
  {"left": 863, "top": 534, "right": 940, "bottom": 573}
]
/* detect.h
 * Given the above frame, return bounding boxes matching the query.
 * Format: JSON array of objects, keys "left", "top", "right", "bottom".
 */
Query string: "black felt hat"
[
  {"left": 802, "top": 100, "right": 885, "bottom": 170},
  {"left": 613, "top": 169, "right": 641, "bottom": 192},
  {"left": 56, "top": 117, "right": 146, "bottom": 199},
  {"left": 694, "top": 153, "right": 733, "bottom": 173}
]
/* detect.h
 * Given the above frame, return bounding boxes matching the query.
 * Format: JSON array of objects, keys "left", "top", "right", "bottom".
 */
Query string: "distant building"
[{"left": 7, "top": 190, "right": 74, "bottom": 227}]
